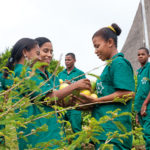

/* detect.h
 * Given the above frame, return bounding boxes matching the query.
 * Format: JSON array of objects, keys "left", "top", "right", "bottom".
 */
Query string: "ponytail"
[{"left": 3, "top": 57, "right": 15, "bottom": 78}]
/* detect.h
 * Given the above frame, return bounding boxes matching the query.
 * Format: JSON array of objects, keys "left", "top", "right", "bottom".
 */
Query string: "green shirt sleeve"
[
  {"left": 148, "top": 64, "right": 150, "bottom": 79},
  {"left": 110, "top": 60, "right": 135, "bottom": 92},
  {"left": 30, "top": 76, "right": 52, "bottom": 99}
]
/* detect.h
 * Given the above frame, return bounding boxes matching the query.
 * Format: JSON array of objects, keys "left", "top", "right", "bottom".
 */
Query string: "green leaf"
[
  {"left": 88, "top": 73, "right": 100, "bottom": 80},
  {"left": 113, "top": 121, "right": 127, "bottom": 133}
]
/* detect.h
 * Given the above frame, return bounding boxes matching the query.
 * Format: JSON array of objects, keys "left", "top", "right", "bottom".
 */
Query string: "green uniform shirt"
[
  {"left": 93, "top": 53, "right": 135, "bottom": 149},
  {"left": 0, "top": 71, "right": 16, "bottom": 144},
  {"left": 58, "top": 67, "right": 85, "bottom": 134},
  {"left": 30, "top": 68, "right": 60, "bottom": 98},
  {"left": 0, "top": 73, "right": 4, "bottom": 143},
  {"left": 134, "top": 62, "right": 150, "bottom": 112},
  {"left": 58, "top": 67, "right": 85, "bottom": 83},
  {"left": 0, "top": 73, "right": 3, "bottom": 91},
  {"left": 14, "top": 64, "right": 63, "bottom": 149},
  {"left": 0, "top": 71, "right": 14, "bottom": 143},
  {"left": 0, "top": 72, "right": 13, "bottom": 91}
]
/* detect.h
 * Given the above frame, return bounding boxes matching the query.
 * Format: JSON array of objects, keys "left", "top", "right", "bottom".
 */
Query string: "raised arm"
[{"left": 47, "top": 79, "right": 91, "bottom": 100}]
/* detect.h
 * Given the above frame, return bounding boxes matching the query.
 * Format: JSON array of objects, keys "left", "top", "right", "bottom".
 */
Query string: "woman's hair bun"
[{"left": 111, "top": 23, "right": 121, "bottom": 36}]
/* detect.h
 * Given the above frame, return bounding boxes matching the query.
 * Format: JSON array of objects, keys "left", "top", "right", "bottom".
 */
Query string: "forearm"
[
  {"left": 47, "top": 83, "right": 77, "bottom": 100},
  {"left": 97, "top": 90, "right": 135, "bottom": 102},
  {"left": 143, "top": 91, "right": 150, "bottom": 105}
]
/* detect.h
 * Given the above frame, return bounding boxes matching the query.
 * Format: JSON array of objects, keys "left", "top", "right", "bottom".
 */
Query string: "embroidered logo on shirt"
[
  {"left": 97, "top": 81, "right": 104, "bottom": 94},
  {"left": 141, "top": 77, "right": 148, "bottom": 84}
]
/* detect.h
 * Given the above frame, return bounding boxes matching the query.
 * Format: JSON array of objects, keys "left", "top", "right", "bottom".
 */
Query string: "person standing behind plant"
[
  {"left": 0, "top": 69, "right": 12, "bottom": 145},
  {"left": 135, "top": 47, "right": 150, "bottom": 150},
  {"left": 0, "top": 73, "right": 3, "bottom": 91},
  {"left": 79, "top": 23, "right": 135, "bottom": 150},
  {"left": 30, "top": 37, "right": 90, "bottom": 149},
  {"left": 3, "top": 38, "right": 42, "bottom": 150},
  {"left": 0, "top": 73, "right": 5, "bottom": 145},
  {"left": 58, "top": 53, "right": 86, "bottom": 135},
  {"left": 3, "top": 37, "right": 91, "bottom": 149}
]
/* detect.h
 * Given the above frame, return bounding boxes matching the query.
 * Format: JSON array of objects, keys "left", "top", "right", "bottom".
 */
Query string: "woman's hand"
[
  {"left": 73, "top": 79, "right": 91, "bottom": 90},
  {"left": 141, "top": 103, "right": 147, "bottom": 116},
  {"left": 77, "top": 93, "right": 98, "bottom": 104},
  {"left": 140, "top": 93, "right": 150, "bottom": 116},
  {"left": 50, "top": 79, "right": 91, "bottom": 102},
  {"left": 64, "top": 80, "right": 71, "bottom": 84}
]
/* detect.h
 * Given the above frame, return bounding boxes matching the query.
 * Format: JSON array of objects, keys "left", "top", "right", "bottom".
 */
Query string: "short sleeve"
[
  {"left": 110, "top": 60, "right": 135, "bottom": 92},
  {"left": 148, "top": 64, "right": 150, "bottom": 79}
]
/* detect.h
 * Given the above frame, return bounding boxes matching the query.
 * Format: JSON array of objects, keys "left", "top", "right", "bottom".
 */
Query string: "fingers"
[
  {"left": 80, "top": 93, "right": 94, "bottom": 103},
  {"left": 80, "top": 93, "right": 89, "bottom": 98},
  {"left": 72, "top": 95, "right": 87, "bottom": 104},
  {"left": 141, "top": 111, "right": 147, "bottom": 116},
  {"left": 82, "top": 79, "right": 91, "bottom": 90},
  {"left": 141, "top": 106, "right": 147, "bottom": 116},
  {"left": 65, "top": 80, "right": 71, "bottom": 84},
  {"left": 83, "top": 79, "right": 90, "bottom": 82},
  {"left": 75, "top": 79, "right": 91, "bottom": 90},
  {"left": 77, "top": 98, "right": 87, "bottom": 104},
  {"left": 84, "top": 79, "right": 91, "bottom": 86},
  {"left": 86, "top": 82, "right": 92, "bottom": 89}
]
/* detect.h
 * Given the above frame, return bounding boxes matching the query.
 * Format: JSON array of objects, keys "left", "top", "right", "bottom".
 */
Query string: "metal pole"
[{"left": 141, "top": 0, "right": 149, "bottom": 49}]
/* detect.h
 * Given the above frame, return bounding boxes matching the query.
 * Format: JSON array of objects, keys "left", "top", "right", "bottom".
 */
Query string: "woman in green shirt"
[
  {"left": 4, "top": 38, "right": 90, "bottom": 149},
  {"left": 80, "top": 23, "right": 135, "bottom": 150}
]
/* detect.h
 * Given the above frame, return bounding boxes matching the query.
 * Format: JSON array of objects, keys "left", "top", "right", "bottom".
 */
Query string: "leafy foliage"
[
  {"left": 0, "top": 48, "right": 145, "bottom": 150},
  {"left": 47, "top": 59, "right": 64, "bottom": 75},
  {"left": 0, "top": 48, "right": 11, "bottom": 69}
]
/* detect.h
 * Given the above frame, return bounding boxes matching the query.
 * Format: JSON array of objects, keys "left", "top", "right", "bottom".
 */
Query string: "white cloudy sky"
[{"left": 0, "top": 0, "right": 140, "bottom": 79}]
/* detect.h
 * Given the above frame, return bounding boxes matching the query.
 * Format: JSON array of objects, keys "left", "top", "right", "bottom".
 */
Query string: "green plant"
[{"left": 0, "top": 48, "right": 145, "bottom": 150}]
